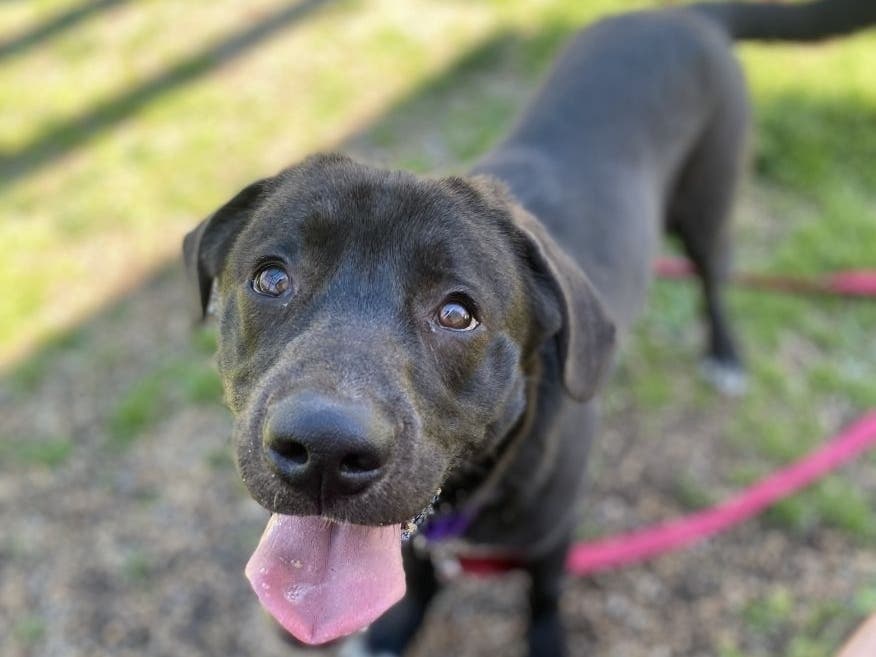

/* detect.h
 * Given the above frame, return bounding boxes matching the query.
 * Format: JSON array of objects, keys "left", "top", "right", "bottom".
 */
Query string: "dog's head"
[
  {"left": 182, "top": 154, "right": 614, "bottom": 642},
  {"left": 184, "top": 153, "right": 614, "bottom": 526}
]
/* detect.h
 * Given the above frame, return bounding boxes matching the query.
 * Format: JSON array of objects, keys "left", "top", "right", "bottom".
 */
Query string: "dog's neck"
[{"left": 422, "top": 344, "right": 554, "bottom": 540}]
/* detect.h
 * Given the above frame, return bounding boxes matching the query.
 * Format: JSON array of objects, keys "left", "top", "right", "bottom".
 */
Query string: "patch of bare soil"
[{"left": 1, "top": 266, "right": 872, "bottom": 657}]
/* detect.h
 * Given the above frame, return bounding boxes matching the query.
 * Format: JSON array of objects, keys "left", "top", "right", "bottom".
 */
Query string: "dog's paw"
[
  {"left": 337, "top": 634, "right": 399, "bottom": 657},
  {"left": 699, "top": 356, "right": 747, "bottom": 397}
]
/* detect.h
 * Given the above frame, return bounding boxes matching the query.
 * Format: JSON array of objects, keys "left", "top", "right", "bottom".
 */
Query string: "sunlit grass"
[
  {"left": 1, "top": 2, "right": 875, "bottom": 650},
  {"left": 5, "top": 1, "right": 870, "bottom": 367},
  {"left": 108, "top": 354, "right": 224, "bottom": 446},
  {"left": 0, "top": 435, "right": 73, "bottom": 469},
  {"left": 0, "top": 0, "right": 506, "bottom": 364}
]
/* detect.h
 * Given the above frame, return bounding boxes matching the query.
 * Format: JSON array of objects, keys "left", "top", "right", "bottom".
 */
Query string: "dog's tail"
[{"left": 690, "top": 0, "right": 876, "bottom": 42}]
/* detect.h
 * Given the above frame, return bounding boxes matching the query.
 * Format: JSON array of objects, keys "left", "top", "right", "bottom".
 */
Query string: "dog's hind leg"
[{"left": 667, "top": 75, "right": 750, "bottom": 395}]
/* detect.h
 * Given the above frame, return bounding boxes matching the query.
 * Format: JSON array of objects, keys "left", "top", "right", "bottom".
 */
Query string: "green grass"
[
  {"left": 671, "top": 476, "right": 717, "bottom": 511},
  {"left": 206, "top": 447, "right": 234, "bottom": 471},
  {"left": 109, "top": 373, "right": 168, "bottom": 446},
  {"left": 762, "top": 476, "right": 876, "bottom": 540},
  {"left": 736, "top": 594, "right": 864, "bottom": 657},
  {"left": 7, "top": 328, "right": 86, "bottom": 394},
  {"left": 812, "top": 478, "right": 876, "bottom": 539},
  {"left": 2, "top": 0, "right": 873, "bottom": 520},
  {"left": 122, "top": 549, "right": 154, "bottom": 585},
  {"left": 854, "top": 586, "right": 876, "bottom": 615},
  {"left": 108, "top": 355, "right": 224, "bottom": 446},
  {"left": 1, "top": 0, "right": 875, "bottom": 650},
  {"left": 12, "top": 616, "right": 46, "bottom": 646},
  {"left": 743, "top": 588, "right": 794, "bottom": 635},
  {"left": 0, "top": 435, "right": 73, "bottom": 468}
]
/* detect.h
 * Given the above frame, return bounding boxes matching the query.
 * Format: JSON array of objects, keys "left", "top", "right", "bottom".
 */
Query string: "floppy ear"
[
  {"left": 468, "top": 176, "right": 617, "bottom": 401},
  {"left": 182, "top": 178, "right": 271, "bottom": 318},
  {"left": 512, "top": 205, "right": 617, "bottom": 401}
]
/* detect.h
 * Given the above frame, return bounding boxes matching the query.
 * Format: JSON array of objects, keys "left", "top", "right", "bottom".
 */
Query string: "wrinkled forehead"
[{"left": 235, "top": 166, "right": 525, "bottom": 303}]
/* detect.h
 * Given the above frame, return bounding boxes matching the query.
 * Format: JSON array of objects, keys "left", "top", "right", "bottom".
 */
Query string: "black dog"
[{"left": 183, "top": 1, "right": 876, "bottom": 655}]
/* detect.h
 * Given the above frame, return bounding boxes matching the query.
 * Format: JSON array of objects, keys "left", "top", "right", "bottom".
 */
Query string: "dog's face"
[{"left": 183, "top": 154, "right": 614, "bottom": 527}]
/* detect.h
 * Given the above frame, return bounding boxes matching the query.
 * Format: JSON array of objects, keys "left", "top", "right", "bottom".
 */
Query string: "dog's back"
[
  {"left": 475, "top": 9, "right": 743, "bottom": 332},
  {"left": 475, "top": 0, "right": 876, "bottom": 337}
]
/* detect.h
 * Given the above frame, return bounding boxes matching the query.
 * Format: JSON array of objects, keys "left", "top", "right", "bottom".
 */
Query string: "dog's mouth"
[
  {"left": 245, "top": 494, "right": 440, "bottom": 645},
  {"left": 245, "top": 515, "right": 405, "bottom": 645}
]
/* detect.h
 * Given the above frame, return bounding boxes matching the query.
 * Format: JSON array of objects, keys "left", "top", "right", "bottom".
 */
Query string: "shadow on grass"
[
  {"left": 6, "top": 12, "right": 876, "bottom": 446},
  {"left": 7, "top": 22, "right": 876, "bottom": 446},
  {"left": 342, "top": 22, "right": 572, "bottom": 169},
  {"left": 0, "top": 28, "right": 537, "bottom": 452},
  {"left": 0, "top": 0, "right": 331, "bottom": 191},
  {"left": 0, "top": 0, "right": 131, "bottom": 62}
]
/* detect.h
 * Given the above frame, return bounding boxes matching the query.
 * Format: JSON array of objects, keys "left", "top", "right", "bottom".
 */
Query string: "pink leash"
[
  {"left": 565, "top": 411, "right": 876, "bottom": 575},
  {"left": 456, "top": 258, "right": 876, "bottom": 577},
  {"left": 457, "top": 413, "right": 876, "bottom": 576},
  {"left": 655, "top": 257, "right": 876, "bottom": 298},
  {"left": 561, "top": 260, "right": 876, "bottom": 574}
]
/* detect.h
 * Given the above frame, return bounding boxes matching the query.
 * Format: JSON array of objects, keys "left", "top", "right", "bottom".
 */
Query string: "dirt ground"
[
  {"left": 1, "top": 261, "right": 873, "bottom": 657},
  {"left": 0, "top": 2, "right": 876, "bottom": 657}
]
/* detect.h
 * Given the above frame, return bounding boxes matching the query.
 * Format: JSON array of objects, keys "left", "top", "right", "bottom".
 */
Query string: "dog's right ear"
[
  {"left": 182, "top": 178, "right": 272, "bottom": 318},
  {"left": 463, "top": 175, "right": 616, "bottom": 402}
]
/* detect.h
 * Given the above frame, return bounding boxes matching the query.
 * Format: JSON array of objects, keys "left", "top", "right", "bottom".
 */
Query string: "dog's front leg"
[
  {"left": 353, "top": 541, "right": 438, "bottom": 656},
  {"left": 525, "top": 534, "right": 570, "bottom": 657}
]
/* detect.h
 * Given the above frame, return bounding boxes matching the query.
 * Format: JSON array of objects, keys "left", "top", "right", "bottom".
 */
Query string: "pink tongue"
[{"left": 245, "top": 514, "right": 406, "bottom": 645}]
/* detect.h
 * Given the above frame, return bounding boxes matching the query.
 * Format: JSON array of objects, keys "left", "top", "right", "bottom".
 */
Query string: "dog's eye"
[
  {"left": 437, "top": 300, "right": 479, "bottom": 331},
  {"left": 252, "top": 265, "right": 292, "bottom": 297}
]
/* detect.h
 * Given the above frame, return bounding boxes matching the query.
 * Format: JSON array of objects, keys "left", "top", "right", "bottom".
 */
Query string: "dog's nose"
[{"left": 264, "top": 393, "right": 391, "bottom": 498}]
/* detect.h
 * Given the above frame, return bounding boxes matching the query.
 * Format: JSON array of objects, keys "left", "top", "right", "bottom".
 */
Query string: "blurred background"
[{"left": 1, "top": 1, "right": 874, "bottom": 656}]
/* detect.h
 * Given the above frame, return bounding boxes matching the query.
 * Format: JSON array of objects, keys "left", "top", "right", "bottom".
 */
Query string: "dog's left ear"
[
  {"left": 468, "top": 175, "right": 617, "bottom": 402},
  {"left": 182, "top": 178, "right": 272, "bottom": 318}
]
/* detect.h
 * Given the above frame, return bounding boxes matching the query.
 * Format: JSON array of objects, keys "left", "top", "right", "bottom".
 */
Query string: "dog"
[{"left": 182, "top": 1, "right": 876, "bottom": 655}]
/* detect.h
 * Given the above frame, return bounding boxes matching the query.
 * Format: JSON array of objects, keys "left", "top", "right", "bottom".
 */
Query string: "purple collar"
[{"left": 421, "top": 508, "right": 476, "bottom": 542}]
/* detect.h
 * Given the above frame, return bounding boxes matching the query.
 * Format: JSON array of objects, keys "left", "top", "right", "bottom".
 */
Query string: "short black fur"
[{"left": 183, "top": 3, "right": 876, "bottom": 655}]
